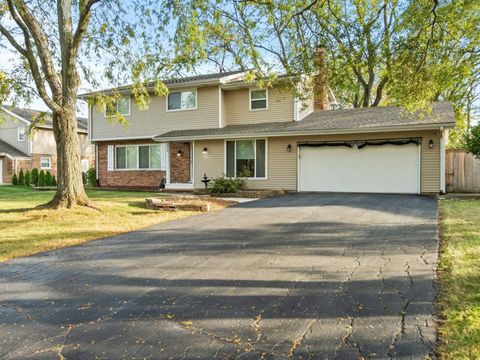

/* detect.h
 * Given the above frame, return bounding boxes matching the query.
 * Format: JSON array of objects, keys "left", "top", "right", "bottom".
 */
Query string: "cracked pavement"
[{"left": 0, "top": 193, "right": 438, "bottom": 359}]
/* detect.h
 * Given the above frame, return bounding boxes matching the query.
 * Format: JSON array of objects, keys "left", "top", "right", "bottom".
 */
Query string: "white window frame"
[
  {"left": 17, "top": 127, "right": 26, "bottom": 141},
  {"left": 40, "top": 156, "right": 51, "bottom": 169},
  {"left": 114, "top": 144, "right": 165, "bottom": 171},
  {"left": 104, "top": 96, "right": 131, "bottom": 117},
  {"left": 249, "top": 88, "right": 268, "bottom": 111},
  {"left": 81, "top": 159, "right": 90, "bottom": 172},
  {"left": 166, "top": 88, "right": 198, "bottom": 112},
  {"left": 224, "top": 138, "right": 268, "bottom": 180}
]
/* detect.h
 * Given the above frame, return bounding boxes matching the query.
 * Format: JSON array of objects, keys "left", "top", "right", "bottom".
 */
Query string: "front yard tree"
[{"left": 0, "top": 0, "right": 171, "bottom": 208}]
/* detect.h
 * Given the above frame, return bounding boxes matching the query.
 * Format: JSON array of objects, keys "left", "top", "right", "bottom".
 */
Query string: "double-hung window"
[
  {"left": 250, "top": 89, "right": 267, "bottom": 110},
  {"left": 40, "top": 157, "right": 51, "bottom": 169},
  {"left": 167, "top": 90, "right": 197, "bottom": 111},
  {"left": 115, "top": 144, "right": 165, "bottom": 170},
  {"left": 18, "top": 127, "right": 25, "bottom": 141},
  {"left": 105, "top": 97, "right": 131, "bottom": 117},
  {"left": 226, "top": 139, "right": 266, "bottom": 178}
]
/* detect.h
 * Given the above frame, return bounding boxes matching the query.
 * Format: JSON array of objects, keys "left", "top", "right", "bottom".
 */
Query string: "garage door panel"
[{"left": 298, "top": 144, "right": 420, "bottom": 194}]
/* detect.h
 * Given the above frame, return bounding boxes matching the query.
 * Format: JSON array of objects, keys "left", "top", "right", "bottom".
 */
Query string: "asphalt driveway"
[{"left": 0, "top": 194, "right": 438, "bottom": 359}]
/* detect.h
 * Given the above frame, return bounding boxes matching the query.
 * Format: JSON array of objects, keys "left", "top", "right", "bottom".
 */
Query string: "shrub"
[
  {"left": 38, "top": 170, "right": 46, "bottom": 187},
  {"left": 18, "top": 169, "right": 25, "bottom": 186},
  {"left": 31, "top": 168, "right": 39, "bottom": 186},
  {"left": 209, "top": 176, "right": 247, "bottom": 194},
  {"left": 465, "top": 124, "right": 480, "bottom": 159},
  {"left": 82, "top": 171, "right": 87, "bottom": 185},
  {"left": 51, "top": 175, "right": 56, "bottom": 186},
  {"left": 12, "top": 173, "right": 18, "bottom": 185},
  {"left": 87, "top": 167, "right": 96, "bottom": 187},
  {"left": 45, "top": 171, "right": 53, "bottom": 186},
  {"left": 25, "top": 170, "right": 31, "bottom": 186}
]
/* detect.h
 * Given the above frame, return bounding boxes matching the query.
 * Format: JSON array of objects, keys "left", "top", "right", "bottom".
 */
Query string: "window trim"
[
  {"left": 224, "top": 138, "right": 268, "bottom": 180},
  {"left": 166, "top": 88, "right": 198, "bottom": 112},
  {"left": 104, "top": 96, "right": 131, "bottom": 117},
  {"left": 17, "top": 127, "right": 25, "bottom": 142},
  {"left": 249, "top": 88, "right": 268, "bottom": 111},
  {"left": 114, "top": 144, "right": 165, "bottom": 171},
  {"left": 40, "top": 156, "right": 51, "bottom": 170}
]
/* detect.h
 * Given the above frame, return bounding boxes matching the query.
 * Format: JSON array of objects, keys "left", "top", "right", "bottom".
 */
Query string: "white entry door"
[{"left": 298, "top": 143, "right": 420, "bottom": 194}]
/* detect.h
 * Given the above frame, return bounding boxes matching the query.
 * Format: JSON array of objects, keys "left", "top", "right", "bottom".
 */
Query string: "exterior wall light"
[
  {"left": 202, "top": 147, "right": 208, "bottom": 155},
  {"left": 177, "top": 149, "right": 183, "bottom": 156},
  {"left": 286, "top": 144, "right": 292, "bottom": 152},
  {"left": 429, "top": 139, "right": 434, "bottom": 149}
]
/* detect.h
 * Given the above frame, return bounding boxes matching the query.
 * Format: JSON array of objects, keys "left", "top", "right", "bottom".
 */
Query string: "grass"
[
  {"left": 438, "top": 198, "right": 480, "bottom": 359},
  {"left": 0, "top": 186, "right": 230, "bottom": 262}
]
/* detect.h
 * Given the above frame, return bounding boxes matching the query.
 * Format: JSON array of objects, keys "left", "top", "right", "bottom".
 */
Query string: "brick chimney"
[{"left": 313, "top": 48, "right": 328, "bottom": 111}]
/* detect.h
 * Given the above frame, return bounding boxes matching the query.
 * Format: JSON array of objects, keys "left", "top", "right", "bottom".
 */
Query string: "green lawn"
[
  {"left": 0, "top": 186, "right": 228, "bottom": 262},
  {"left": 438, "top": 198, "right": 480, "bottom": 359}
]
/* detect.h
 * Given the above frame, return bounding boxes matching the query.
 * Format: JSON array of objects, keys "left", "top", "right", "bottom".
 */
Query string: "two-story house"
[
  {"left": 0, "top": 106, "right": 95, "bottom": 184},
  {"left": 84, "top": 68, "right": 455, "bottom": 194}
]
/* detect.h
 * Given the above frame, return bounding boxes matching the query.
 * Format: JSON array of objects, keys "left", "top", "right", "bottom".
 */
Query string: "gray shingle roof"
[
  {"left": 6, "top": 107, "right": 88, "bottom": 131},
  {"left": 79, "top": 70, "right": 246, "bottom": 97},
  {"left": 0, "top": 139, "right": 28, "bottom": 158},
  {"left": 154, "top": 102, "right": 455, "bottom": 140}
]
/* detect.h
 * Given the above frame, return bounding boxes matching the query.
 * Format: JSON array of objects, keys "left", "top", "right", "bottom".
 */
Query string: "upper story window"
[
  {"left": 167, "top": 90, "right": 197, "bottom": 111},
  {"left": 105, "top": 97, "right": 131, "bottom": 117},
  {"left": 250, "top": 89, "right": 268, "bottom": 110},
  {"left": 17, "top": 127, "right": 25, "bottom": 141}
]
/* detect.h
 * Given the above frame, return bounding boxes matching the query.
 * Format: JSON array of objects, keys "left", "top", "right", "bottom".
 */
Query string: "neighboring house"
[
  {"left": 82, "top": 64, "right": 455, "bottom": 195},
  {"left": 0, "top": 107, "right": 95, "bottom": 184}
]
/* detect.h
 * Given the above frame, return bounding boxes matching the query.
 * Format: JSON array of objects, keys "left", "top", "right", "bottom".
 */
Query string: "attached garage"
[{"left": 298, "top": 139, "right": 421, "bottom": 194}]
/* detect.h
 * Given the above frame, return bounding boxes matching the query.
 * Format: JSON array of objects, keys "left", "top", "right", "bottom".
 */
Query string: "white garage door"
[{"left": 298, "top": 143, "right": 420, "bottom": 194}]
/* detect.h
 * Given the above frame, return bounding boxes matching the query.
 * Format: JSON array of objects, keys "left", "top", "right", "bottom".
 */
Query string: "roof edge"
[{"left": 153, "top": 122, "right": 455, "bottom": 142}]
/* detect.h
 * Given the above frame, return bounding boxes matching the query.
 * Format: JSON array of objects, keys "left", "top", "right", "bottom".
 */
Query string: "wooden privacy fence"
[{"left": 446, "top": 150, "right": 480, "bottom": 193}]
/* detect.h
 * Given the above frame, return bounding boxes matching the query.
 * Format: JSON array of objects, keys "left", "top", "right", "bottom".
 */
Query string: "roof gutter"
[{"left": 153, "top": 122, "right": 456, "bottom": 142}]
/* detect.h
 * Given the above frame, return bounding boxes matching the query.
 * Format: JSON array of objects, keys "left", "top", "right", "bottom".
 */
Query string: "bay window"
[{"left": 226, "top": 139, "right": 266, "bottom": 178}]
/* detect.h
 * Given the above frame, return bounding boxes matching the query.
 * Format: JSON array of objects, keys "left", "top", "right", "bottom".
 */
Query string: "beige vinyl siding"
[
  {"left": 0, "top": 116, "right": 30, "bottom": 155},
  {"left": 299, "top": 96, "right": 314, "bottom": 120},
  {"left": 31, "top": 129, "right": 56, "bottom": 154},
  {"left": 221, "top": 90, "right": 227, "bottom": 128},
  {"left": 224, "top": 87, "right": 294, "bottom": 125},
  {"left": 32, "top": 129, "right": 94, "bottom": 158},
  {"left": 91, "top": 86, "right": 219, "bottom": 140},
  {"left": 193, "top": 130, "right": 442, "bottom": 193},
  {"left": 193, "top": 140, "right": 224, "bottom": 187}
]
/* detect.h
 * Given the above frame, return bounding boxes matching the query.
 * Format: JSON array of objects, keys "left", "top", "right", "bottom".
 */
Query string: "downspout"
[{"left": 440, "top": 126, "right": 446, "bottom": 193}]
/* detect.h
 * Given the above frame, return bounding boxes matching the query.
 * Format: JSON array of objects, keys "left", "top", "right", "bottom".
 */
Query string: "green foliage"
[
  {"left": 31, "top": 168, "right": 39, "bottom": 186},
  {"left": 209, "top": 176, "right": 247, "bottom": 194},
  {"left": 45, "top": 171, "right": 53, "bottom": 186},
  {"left": 12, "top": 173, "right": 18, "bottom": 186},
  {"left": 25, "top": 170, "right": 31, "bottom": 186},
  {"left": 87, "top": 167, "right": 96, "bottom": 187},
  {"left": 38, "top": 170, "right": 46, "bottom": 187},
  {"left": 18, "top": 169, "right": 25, "bottom": 186},
  {"left": 465, "top": 125, "right": 480, "bottom": 159},
  {"left": 51, "top": 175, "right": 56, "bottom": 187}
]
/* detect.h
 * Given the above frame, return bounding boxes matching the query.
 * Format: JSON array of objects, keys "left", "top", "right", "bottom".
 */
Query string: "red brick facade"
[
  {"left": 97, "top": 140, "right": 166, "bottom": 189},
  {"left": 169, "top": 142, "right": 191, "bottom": 183},
  {"left": 95, "top": 140, "right": 192, "bottom": 189}
]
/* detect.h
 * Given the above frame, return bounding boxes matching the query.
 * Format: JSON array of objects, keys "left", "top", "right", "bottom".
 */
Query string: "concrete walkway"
[{"left": 0, "top": 193, "right": 439, "bottom": 359}]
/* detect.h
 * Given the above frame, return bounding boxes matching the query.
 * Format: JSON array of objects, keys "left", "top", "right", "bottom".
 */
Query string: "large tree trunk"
[{"left": 45, "top": 105, "right": 89, "bottom": 208}]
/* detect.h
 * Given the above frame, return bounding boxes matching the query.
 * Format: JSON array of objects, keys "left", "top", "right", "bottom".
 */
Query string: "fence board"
[{"left": 446, "top": 150, "right": 480, "bottom": 193}]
